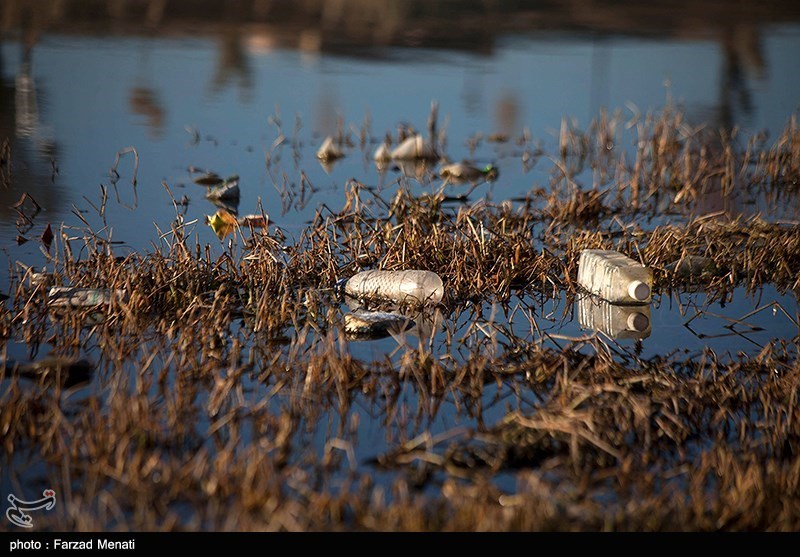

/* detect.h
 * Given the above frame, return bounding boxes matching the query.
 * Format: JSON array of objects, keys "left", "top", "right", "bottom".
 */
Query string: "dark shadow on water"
[{"left": 2, "top": 0, "right": 799, "bottom": 56}]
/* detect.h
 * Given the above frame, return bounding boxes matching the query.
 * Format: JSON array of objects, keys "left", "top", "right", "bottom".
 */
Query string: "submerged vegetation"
[{"left": 1, "top": 105, "right": 800, "bottom": 530}]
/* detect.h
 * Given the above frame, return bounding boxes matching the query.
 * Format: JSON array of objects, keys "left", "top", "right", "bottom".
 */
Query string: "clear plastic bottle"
[
  {"left": 344, "top": 270, "right": 443, "bottom": 306},
  {"left": 577, "top": 296, "right": 651, "bottom": 339},
  {"left": 578, "top": 249, "right": 652, "bottom": 304},
  {"left": 48, "top": 287, "right": 128, "bottom": 308}
]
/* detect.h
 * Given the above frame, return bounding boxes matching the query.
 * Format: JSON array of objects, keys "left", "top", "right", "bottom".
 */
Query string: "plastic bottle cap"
[
  {"left": 627, "top": 312, "right": 650, "bottom": 332},
  {"left": 628, "top": 280, "right": 650, "bottom": 301}
]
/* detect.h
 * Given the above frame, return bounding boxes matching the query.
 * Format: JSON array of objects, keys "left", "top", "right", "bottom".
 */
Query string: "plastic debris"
[
  {"left": 439, "top": 162, "right": 498, "bottom": 183},
  {"left": 205, "top": 175, "right": 240, "bottom": 201},
  {"left": 390, "top": 134, "right": 437, "bottom": 160},
  {"left": 343, "top": 310, "right": 414, "bottom": 337},
  {"left": 316, "top": 136, "right": 344, "bottom": 161},
  {"left": 48, "top": 287, "right": 128, "bottom": 308},
  {"left": 578, "top": 249, "right": 652, "bottom": 304},
  {"left": 206, "top": 208, "right": 237, "bottom": 238},
  {"left": 206, "top": 208, "right": 268, "bottom": 239},
  {"left": 239, "top": 214, "right": 268, "bottom": 229},
  {"left": 30, "top": 270, "right": 54, "bottom": 289},
  {"left": 373, "top": 142, "right": 391, "bottom": 162},
  {"left": 344, "top": 270, "right": 444, "bottom": 306}
]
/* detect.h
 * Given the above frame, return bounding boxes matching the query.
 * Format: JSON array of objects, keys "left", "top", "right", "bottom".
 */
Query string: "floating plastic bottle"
[
  {"left": 577, "top": 296, "right": 651, "bottom": 340},
  {"left": 439, "top": 162, "right": 498, "bottom": 183},
  {"left": 316, "top": 136, "right": 344, "bottom": 161},
  {"left": 48, "top": 287, "right": 128, "bottom": 308},
  {"left": 373, "top": 142, "right": 391, "bottom": 162},
  {"left": 344, "top": 270, "right": 443, "bottom": 306},
  {"left": 390, "top": 134, "right": 437, "bottom": 160},
  {"left": 205, "top": 175, "right": 240, "bottom": 201},
  {"left": 29, "top": 269, "right": 54, "bottom": 289},
  {"left": 578, "top": 249, "right": 652, "bottom": 304}
]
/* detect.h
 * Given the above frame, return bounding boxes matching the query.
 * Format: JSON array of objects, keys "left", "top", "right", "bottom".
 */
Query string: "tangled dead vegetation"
[{"left": 1, "top": 106, "right": 799, "bottom": 530}]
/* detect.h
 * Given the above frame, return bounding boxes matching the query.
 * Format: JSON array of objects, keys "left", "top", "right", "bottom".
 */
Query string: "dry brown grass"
[{"left": 1, "top": 105, "right": 799, "bottom": 531}]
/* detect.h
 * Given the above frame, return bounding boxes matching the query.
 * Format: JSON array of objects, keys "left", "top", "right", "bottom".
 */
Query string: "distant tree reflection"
[
  {"left": 0, "top": 43, "right": 62, "bottom": 225},
  {"left": 210, "top": 29, "right": 253, "bottom": 102},
  {"left": 129, "top": 86, "right": 165, "bottom": 139}
]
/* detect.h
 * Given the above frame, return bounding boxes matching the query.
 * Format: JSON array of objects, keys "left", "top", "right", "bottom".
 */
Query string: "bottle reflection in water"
[
  {"left": 577, "top": 295, "right": 651, "bottom": 340},
  {"left": 15, "top": 62, "right": 38, "bottom": 138}
]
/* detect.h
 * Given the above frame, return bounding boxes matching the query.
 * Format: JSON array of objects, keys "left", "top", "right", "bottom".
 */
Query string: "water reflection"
[
  {"left": 577, "top": 295, "right": 652, "bottom": 340},
  {"left": 14, "top": 59, "right": 37, "bottom": 137},
  {"left": 129, "top": 86, "right": 165, "bottom": 138},
  {"left": 492, "top": 91, "right": 520, "bottom": 142},
  {"left": 210, "top": 30, "right": 253, "bottom": 101},
  {"left": 1, "top": 1, "right": 799, "bottom": 245},
  {"left": 314, "top": 88, "right": 342, "bottom": 138},
  {"left": 718, "top": 23, "right": 765, "bottom": 130},
  {"left": 0, "top": 42, "right": 60, "bottom": 226},
  {"left": 11, "top": 48, "right": 55, "bottom": 153}
]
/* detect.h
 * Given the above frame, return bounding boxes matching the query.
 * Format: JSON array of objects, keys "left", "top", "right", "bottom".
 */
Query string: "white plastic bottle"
[
  {"left": 578, "top": 249, "right": 652, "bottom": 304},
  {"left": 344, "top": 270, "right": 443, "bottom": 306},
  {"left": 577, "top": 296, "right": 651, "bottom": 339},
  {"left": 389, "top": 135, "right": 437, "bottom": 160},
  {"left": 316, "top": 136, "right": 344, "bottom": 161}
]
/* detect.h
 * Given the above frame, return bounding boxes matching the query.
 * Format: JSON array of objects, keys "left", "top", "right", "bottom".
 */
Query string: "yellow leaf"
[{"left": 206, "top": 208, "right": 238, "bottom": 239}]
